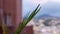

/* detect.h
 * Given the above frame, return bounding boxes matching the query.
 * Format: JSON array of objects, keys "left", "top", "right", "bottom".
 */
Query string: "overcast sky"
[{"left": 22, "top": 0, "right": 60, "bottom": 18}]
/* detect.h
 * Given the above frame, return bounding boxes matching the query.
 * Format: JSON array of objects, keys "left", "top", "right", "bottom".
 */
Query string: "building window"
[
  {"left": 2, "top": 13, "right": 12, "bottom": 26},
  {"left": 6, "top": 15, "right": 11, "bottom": 26}
]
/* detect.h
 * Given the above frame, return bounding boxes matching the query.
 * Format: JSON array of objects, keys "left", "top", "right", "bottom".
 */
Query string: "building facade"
[{"left": 0, "top": 0, "right": 33, "bottom": 34}]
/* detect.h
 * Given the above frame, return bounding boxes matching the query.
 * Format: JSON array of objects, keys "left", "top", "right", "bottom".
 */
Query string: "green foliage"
[
  {"left": 1, "top": 4, "right": 41, "bottom": 34},
  {"left": 15, "top": 4, "right": 41, "bottom": 34}
]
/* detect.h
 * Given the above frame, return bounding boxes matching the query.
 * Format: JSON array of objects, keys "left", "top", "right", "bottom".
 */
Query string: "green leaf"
[{"left": 15, "top": 4, "right": 41, "bottom": 34}]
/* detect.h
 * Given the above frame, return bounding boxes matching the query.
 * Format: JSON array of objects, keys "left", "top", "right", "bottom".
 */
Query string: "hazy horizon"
[{"left": 22, "top": 0, "right": 60, "bottom": 18}]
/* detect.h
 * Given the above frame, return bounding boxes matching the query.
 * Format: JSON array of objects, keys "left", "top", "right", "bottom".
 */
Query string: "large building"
[{"left": 0, "top": 0, "right": 33, "bottom": 34}]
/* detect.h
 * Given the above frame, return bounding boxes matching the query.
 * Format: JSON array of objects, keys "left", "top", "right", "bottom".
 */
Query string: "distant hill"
[
  {"left": 34, "top": 14, "right": 60, "bottom": 20},
  {"left": 34, "top": 14, "right": 60, "bottom": 26}
]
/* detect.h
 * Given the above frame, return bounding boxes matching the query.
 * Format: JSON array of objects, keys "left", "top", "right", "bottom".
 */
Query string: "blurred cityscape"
[{"left": 27, "top": 14, "right": 60, "bottom": 34}]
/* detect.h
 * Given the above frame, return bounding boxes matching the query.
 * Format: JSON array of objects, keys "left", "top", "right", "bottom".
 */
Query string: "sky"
[{"left": 22, "top": 0, "right": 60, "bottom": 18}]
